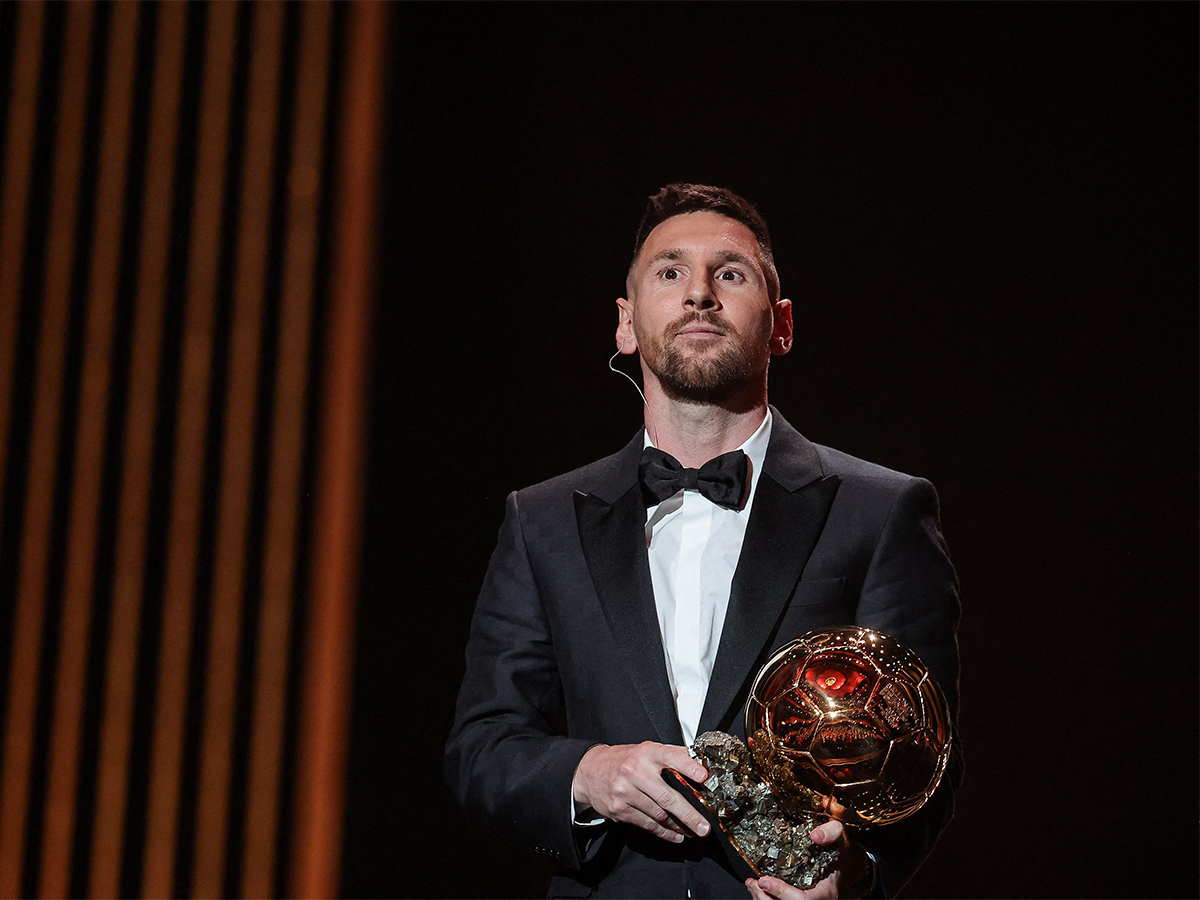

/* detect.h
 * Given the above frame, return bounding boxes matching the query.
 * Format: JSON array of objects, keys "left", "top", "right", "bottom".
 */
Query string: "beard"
[{"left": 642, "top": 311, "right": 769, "bottom": 404}]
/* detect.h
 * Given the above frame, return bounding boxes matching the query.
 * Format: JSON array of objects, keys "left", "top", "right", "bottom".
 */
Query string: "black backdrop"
[{"left": 344, "top": 5, "right": 1198, "bottom": 898}]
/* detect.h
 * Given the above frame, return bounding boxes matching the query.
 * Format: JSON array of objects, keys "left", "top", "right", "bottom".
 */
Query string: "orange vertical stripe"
[
  {"left": 88, "top": 4, "right": 188, "bottom": 895},
  {"left": 140, "top": 3, "right": 239, "bottom": 896},
  {"left": 191, "top": 2, "right": 284, "bottom": 896},
  {"left": 0, "top": 0, "right": 46, "bottom": 516},
  {"left": 291, "top": 2, "right": 386, "bottom": 897},
  {"left": 0, "top": 3, "right": 96, "bottom": 895},
  {"left": 37, "top": 4, "right": 140, "bottom": 896},
  {"left": 241, "top": 3, "right": 331, "bottom": 895}
]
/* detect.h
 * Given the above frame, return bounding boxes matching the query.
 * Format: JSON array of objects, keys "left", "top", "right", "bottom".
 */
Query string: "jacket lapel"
[
  {"left": 574, "top": 434, "right": 685, "bottom": 746},
  {"left": 698, "top": 410, "right": 841, "bottom": 735}
]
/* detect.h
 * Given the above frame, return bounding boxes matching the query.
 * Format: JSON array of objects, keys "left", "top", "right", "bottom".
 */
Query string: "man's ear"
[
  {"left": 615, "top": 297, "right": 638, "bottom": 354},
  {"left": 771, "top": 298, "right": 793, "bottom": 355}
]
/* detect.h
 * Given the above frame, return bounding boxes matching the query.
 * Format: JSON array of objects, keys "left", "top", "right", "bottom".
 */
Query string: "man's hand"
[
  {"left": 571, "top": 742, "right": 711, "bottom": 843},
  {"left": 745, "top": 821, "right": 874, "bottom": 900}
]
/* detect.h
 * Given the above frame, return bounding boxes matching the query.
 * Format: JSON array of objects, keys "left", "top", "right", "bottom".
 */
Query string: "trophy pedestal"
[{"left": 664, "top": 731, "right": 838, "bottom": 890}]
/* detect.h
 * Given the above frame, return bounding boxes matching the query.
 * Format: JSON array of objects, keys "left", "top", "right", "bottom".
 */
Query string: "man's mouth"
[{"left": 675, "top": 321, "right": 727, "bottom": 338}]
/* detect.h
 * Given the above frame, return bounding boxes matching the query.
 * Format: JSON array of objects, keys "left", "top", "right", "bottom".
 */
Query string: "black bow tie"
[{"left": 638, "top": 446, "right": 749, "bottom": 510}]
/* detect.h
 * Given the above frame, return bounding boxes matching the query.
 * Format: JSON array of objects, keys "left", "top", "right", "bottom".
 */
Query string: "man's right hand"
[{"left": 571, "top": 742, "right": 711, "bottom": 843}]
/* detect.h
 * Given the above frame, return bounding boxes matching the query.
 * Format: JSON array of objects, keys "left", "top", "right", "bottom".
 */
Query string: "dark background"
[{"left": 345, "top": 4, "right": 1198, "bottom": 898}]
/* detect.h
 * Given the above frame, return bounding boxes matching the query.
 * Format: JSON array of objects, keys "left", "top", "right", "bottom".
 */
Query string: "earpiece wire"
[{"left": 608, "top": 338, "right": 659, "bottom": 447}]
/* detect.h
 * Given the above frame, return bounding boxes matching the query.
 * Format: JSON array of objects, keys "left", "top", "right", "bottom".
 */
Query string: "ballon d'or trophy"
[{"left": 664, "top": 627, "right": 952, "bottom": 889}]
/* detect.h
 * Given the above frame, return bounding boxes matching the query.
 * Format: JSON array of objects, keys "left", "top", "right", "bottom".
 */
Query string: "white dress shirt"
[
  {"left": 644, "top": 410, "right": 772, "bottom": 746},
  {"left": 571, "top": 411, "right": 771, "bottom": 827}
]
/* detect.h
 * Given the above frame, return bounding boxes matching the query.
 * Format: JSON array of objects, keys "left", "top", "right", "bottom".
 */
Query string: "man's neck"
[{"left": 642, "top": 384, "right": 769, "bottom": 468}]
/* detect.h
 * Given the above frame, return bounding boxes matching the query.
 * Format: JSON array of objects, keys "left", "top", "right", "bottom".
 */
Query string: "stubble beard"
[{"left": 644, "top": 312, "right": 768, "bottom": 405}]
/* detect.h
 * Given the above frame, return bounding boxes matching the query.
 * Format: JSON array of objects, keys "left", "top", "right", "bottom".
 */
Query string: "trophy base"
[{"left": 663, "top": 731, "right": 838, "bottom": 890}]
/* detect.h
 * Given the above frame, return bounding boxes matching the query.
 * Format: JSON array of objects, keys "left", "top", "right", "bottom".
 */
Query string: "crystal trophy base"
[{"left": 664, "top": 731, "right": 838, "bottom": 890}]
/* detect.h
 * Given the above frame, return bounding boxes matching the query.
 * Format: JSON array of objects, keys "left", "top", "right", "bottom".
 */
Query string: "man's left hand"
[{"left": 744, "top": 821, "right": 874, "bottom": 900}]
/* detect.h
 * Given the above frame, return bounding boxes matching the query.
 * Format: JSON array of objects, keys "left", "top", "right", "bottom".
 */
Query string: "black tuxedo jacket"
[{"left": 446, "top": 409, "right": 962, "bottom": 898}]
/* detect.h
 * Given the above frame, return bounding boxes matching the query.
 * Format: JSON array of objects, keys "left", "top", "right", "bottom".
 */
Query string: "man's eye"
[
  {"left": 717, "top": 269, "right": 744, "bottom": 282},
  {"left": 661, "top": 267, "right": 681, "bottom": 281}
]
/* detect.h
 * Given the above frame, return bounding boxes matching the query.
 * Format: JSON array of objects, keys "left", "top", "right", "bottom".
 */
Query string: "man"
[{"left": 445, "top": 184, "right": 961, "bottom": 898}]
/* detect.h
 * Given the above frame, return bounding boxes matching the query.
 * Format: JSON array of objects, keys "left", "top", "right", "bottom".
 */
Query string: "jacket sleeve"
[
  {"left": 444, "top": 490, "right": 596, "bottom": 870},
  {"left": 853, "top": 476, "right": 963, "bottom": 896}
]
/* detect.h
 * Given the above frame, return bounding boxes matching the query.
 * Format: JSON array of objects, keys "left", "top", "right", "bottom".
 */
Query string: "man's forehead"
[{"left": 638, "top": 212, "right": 764, "bottom": 267}]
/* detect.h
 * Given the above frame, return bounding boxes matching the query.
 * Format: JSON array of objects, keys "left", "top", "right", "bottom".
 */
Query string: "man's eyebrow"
[
  {"left": 715, "top": 250, "right": 757, "bottom": 268},
  {"left": 643, "top": 248, "right": 685, "bottom": 265}
]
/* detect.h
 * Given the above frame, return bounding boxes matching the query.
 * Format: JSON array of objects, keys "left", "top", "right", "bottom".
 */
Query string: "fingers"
[
  {"left": 639, "top": 772, "right": 709, "bottom": 838},
  {"left": 660, "top": 743, "right": 709, "bottom": 784},
  {"left": 650, "top": 744, "right": 711, "bottom": 836},
  {"left": 620, "top": 742, "right": 708, "bottom": 838},
  {"left": 747, "top": 824, "right": 864, "bottom": 899},
  {"left": 631, "top": 785, "right": 696, "bottom": 843},
  {"left": 747, "top": 875, "right": 820, "bottom": 900},
  {"left": 809, "top": 820, "right": 847, "bottom": 848},
  {"left": 809, "top": 822, "right": 875, "bottom": 899},
  {"left": 573, "top": 742, "right": 712, "bottom": 842},
  {"left": 627, "top": 806, "right": 687, "bottom": 843}
]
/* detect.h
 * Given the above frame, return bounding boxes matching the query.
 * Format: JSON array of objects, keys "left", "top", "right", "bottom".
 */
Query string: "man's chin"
[
  {"left": 644, "top": 341, "right": 761, "bottom": 404},
  {"left": 658, "top": 373, "right": 748, "bottom": 405}
]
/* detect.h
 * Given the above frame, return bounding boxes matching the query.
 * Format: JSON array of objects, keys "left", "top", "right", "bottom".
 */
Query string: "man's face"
[{"left": 618, "top": 211, "right": 791, "bottom": 404}]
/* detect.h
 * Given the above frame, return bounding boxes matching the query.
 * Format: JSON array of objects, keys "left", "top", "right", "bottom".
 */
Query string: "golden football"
[{"left": 745, "top": 627, "right": 951, "bottom": 828}]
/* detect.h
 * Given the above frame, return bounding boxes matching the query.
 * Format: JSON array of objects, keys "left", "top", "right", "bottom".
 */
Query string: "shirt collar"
[{"left": 740, "top": 408, "right": 772, "bottom": 502}]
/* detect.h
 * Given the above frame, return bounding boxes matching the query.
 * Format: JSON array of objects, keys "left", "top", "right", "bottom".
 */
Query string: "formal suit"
[{"left": 445, "top": 408, "right": 962, "bottom": 898}]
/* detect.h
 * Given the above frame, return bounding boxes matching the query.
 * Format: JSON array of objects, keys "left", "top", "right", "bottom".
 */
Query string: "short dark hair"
[{"left": 629, "top": 183, "right": 780, "bottom": 301}]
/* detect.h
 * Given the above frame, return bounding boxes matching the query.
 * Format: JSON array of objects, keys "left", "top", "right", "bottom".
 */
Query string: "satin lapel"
[
  {"left": 698, "top": 416, "right": 841, "bottom": 736},
  {"left": 574, "top": 484, "right": 685, "bottom": 746}
]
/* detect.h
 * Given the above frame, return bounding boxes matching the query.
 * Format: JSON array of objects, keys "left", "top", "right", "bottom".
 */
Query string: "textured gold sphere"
[{"left": 745, "top": 627, "right": 952, "bottom": 828}]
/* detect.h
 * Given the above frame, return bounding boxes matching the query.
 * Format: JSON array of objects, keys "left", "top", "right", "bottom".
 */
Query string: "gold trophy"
[{"left": 665, "top": 627, "right": 952, "bottom": 889}]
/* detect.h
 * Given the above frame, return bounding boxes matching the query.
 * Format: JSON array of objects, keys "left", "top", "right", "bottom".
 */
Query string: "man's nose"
[{"left": 684, "top": 272, "right": 718, "bottom": 309}]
